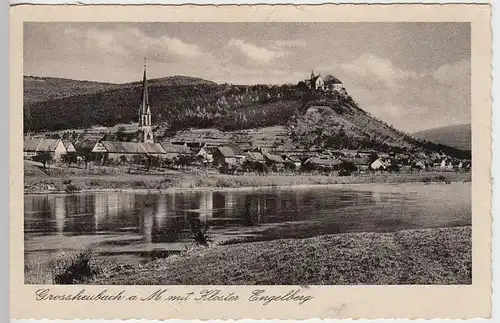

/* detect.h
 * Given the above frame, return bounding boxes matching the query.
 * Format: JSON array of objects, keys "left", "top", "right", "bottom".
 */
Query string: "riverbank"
[
  {"left": 24, "top": 164, "right": 471, "bottom": 194},
  {"left": 26, "top": 226, "right": 471, "bottom": 285}
]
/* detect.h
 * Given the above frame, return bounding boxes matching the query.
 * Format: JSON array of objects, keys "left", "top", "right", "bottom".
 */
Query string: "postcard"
[{"left": 10, "top": 3, "right": 492, "bottom": 320}]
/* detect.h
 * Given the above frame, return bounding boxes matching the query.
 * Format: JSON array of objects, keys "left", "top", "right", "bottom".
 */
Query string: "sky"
[{"left": 24, "top": 22, "right": 470, "bottom": 133}]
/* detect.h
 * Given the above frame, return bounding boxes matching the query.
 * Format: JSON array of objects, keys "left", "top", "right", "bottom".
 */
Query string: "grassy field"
[
  {"left": 24, "top": 162, "right": 471, "bottom": 194},
  {"left": 26, "top": 226, "right": 471, "bottom": 285}
]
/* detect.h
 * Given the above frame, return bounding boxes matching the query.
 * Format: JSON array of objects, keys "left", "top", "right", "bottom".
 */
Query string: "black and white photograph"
[{"left": 23, "top": 22, "right": 473, "bottom": 286}]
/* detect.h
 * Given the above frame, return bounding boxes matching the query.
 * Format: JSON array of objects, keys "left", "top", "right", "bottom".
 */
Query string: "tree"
[
  {"left": 324, "top": 74, "right": 339, "bottom": 83},
  {"left": 33, "top": 152, "right": 53, "bottom": 172},
  {"left": 115, "top": 126, "right": 126, "bottom": 141},
  {"left": 297, "top": 81, "right": 308, "bottom": 91}
]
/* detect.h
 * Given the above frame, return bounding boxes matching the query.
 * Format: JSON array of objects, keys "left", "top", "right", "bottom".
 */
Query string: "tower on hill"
[{"left": 138, "top": 58, "right": 154, "bottom": 143}]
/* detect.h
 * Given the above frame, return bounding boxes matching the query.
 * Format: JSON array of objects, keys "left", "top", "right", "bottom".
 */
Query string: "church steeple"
[
  {"left": 140, "top": 58, "right": 150, "bottom": 115},
  {"left": 138, "top": 58, "right": 154, "bottom": 143}
]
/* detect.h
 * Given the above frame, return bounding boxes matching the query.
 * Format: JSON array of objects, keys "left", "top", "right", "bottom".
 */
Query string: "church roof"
[
  {"left": 99, "top": 141, "right": 146, "bottom": 154},
  {"left": 311, "top": 75, "right": 323, "bottom": 83},
  {"left": 140, "top": 142, "right": 166, "bottom": 154}
]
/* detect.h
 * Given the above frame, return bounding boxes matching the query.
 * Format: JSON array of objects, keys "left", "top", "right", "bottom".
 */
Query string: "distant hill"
[
  {"left": 412, "top": 124, "right": 471, "bottom": 151},
  {"left": 23, "top": 75, "right": 471, "bottom": 159},
  {"left": 23, "top": 76, "right": 121, "bottom": 106},
  {"left": 129, "top": 75, "right": 217, "bottom": 87}
]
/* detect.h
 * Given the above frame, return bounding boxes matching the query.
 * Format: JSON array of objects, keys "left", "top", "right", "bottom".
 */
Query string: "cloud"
[
  {"left": 271, "top": 39, "right": 307, "bottom": 49},
  {"left": 63, "top": 27, "right": 204, "bottom": 62},
  {"left": 226, "top": 39, "right": 288, "bottom": 65},
  {"left": 432, "top": 59, "right": 470, "bottom": 86},
  {"left": 340, "top": 54, "right": 424, "bottom": 88},
  {"left": 64, "top": 28, "right": 129, "bottom": 57}
]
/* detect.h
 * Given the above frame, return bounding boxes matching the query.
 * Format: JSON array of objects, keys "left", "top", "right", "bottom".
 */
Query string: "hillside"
[
  {"left": 23, "top": 75, "right": 470, "bottom": 158},
  {"left": 412, "top": 124, "right": 471, "bottom": 151},
  {"left": 24, "top": 75, "right": 303, "bottom": 134},
  {"left": 23, "top": 76, "right": 121, "bottom": 106}
]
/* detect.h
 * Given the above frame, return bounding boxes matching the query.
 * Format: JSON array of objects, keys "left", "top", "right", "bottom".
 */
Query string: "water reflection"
[{"left": 25, "top": 184, "right": 471, "bottom": 261}]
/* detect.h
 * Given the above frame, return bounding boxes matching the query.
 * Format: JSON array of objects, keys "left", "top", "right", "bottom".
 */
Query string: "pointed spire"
[{"left": 141, "top": 58, "right": 149, "bottom": 115}]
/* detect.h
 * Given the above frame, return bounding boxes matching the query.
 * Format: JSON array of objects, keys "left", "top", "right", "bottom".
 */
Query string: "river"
[{"left": 24, "top": 182, "right": 470, "bottom": 265}]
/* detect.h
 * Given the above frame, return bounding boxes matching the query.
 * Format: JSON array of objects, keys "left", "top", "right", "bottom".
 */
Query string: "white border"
[{"left": 6, "top": 1, "right": 496, "bottom": 323}]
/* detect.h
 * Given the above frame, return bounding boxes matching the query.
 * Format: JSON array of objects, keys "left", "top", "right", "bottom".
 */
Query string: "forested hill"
[
  {"left": 412, "top": 124, "right": 471, "bottom": 151},
  {"left": 24, "top": 75, "right": 306, "bottom": 133},
  {"left": 23, "top": 75, "right": 470, "bottom": 158},
  {"left": 24, "top": 76, "right": 121, "bottom": 106}
]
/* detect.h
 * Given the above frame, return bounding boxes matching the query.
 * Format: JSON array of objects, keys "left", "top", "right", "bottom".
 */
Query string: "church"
[
  {"left": 305, "top": 70, "right": 346, "bottom": 94},
  {"left": 89, "top": 59, "right": 168, "bottom": 163},
  {"left": 138, "top": 59, "right": 154, "bottom": 143}
]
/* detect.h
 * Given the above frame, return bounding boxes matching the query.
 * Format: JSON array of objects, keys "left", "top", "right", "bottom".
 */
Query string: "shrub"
[
  {"left": 65, "top": 184, "right": 80, "bottom": 193},
  {"left": 62, "top": 179, "right": 72, "bottom": 185},
  {"left": 53, "top": 250, "right": 101, "bottom": 284},
  {"left": 437, "top": 175, "right": 447, "bottom": 182},
  {"left": 421, "top": 177, "right": 432, "bottom": 183},
  {"left": 132, "top": 180, "right": 146, "bottom": 189}
]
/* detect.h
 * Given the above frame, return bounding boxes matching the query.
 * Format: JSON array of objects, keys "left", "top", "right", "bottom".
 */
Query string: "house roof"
[
  {"left": 161, "top": 142, "right": 192, "bottom": 154},
  {"left": 24, "top": 138, "right": 41, "bottom": 151},
  {"left": 245, "top": 151, "right": 266, "bottom": 162},
  {"left": 217, "top": 146, "right": 236, "bottom": 158},
  {"left": 74, "top": 140, "right": 97, "bottom": 152},
  {"left": 285, "top": 155, "right": 301, "bottom": 162},
  {"left": 307, "top": 157, "right": 342, "bottom": 166},
  {"left": 62, "top": 140, "right": 75, "bottom": 150},
  {"left": 36, "top": 139, "right": 63, "bottom": 152},
  {"left": 371, "top": 158, "right": 389, "bottom": 165},
  {"left": 263, "top": 152, "right": 285, "bottom": 163},
  {"left": 140, "top": 142, "right": 166, "bottom": 154}
]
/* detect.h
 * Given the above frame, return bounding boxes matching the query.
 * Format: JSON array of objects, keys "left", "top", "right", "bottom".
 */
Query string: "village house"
[
  {"left": 161, "top": 142, "right": 192, "bottom": 162},
  {"left": 61, "top": 140, "right": 78, "bottom": 163},
  {"left": 351, "top": 157, "right": 371, "bottom": 173},
  {"left": 283, "top": 155, "right": 302, "bottom": 169},
  {"left": 213, "top": 146, "right": 238, "bottom": 167},
  {"left": 413, "top": 160, "right": 426, "bottom": 170},
  {"left": 370, "top": 158, "right": 390, "bottom": 171},
  {"left": 195, "top": 146, "right": 215, "bottom": 164},
  {"left": 262, "top": 151, "right": 285, "bottom": 170},
  {"left": 186, "top": 142, "right": 207, "bottom": 154},
  {"left": 453, "top": 160, "right": 463, "bottom": 169},
  {"left": 91, "top": 141, "right": 147, "bottom": 164},
  {"left": 244, "top": 151, "right": 266, "bottom": 164},
  {"left": 140, "top": 142, "right": 167, "bottom": 158},
  {"left": 432, "top": 158, "right": 444, "bottom": 169},
  {"left": 74, "top": 140, "right": 98, "bottom": 161},
  {"left": 23, "top": 138, "right": 67, "bottom": 161},
  {"left": 23, "top": 138, "right": 40, "bottom": 159},
  {"left": 303, "top": 157, "right": 342, "bottom": 172},
  {"left": 62, "top": 140, "right": 77, "bottom": 154}
]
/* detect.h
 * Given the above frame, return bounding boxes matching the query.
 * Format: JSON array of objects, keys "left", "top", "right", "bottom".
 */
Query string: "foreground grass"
[
  {"left": 25, "top": 249, "right": 103, "bottom": 284},
  {"left": 24, "top": 166, "right": 471, "bottom": 194},
  {"left": 81, "top": 226, "right": 470, "bottom": 285}
]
